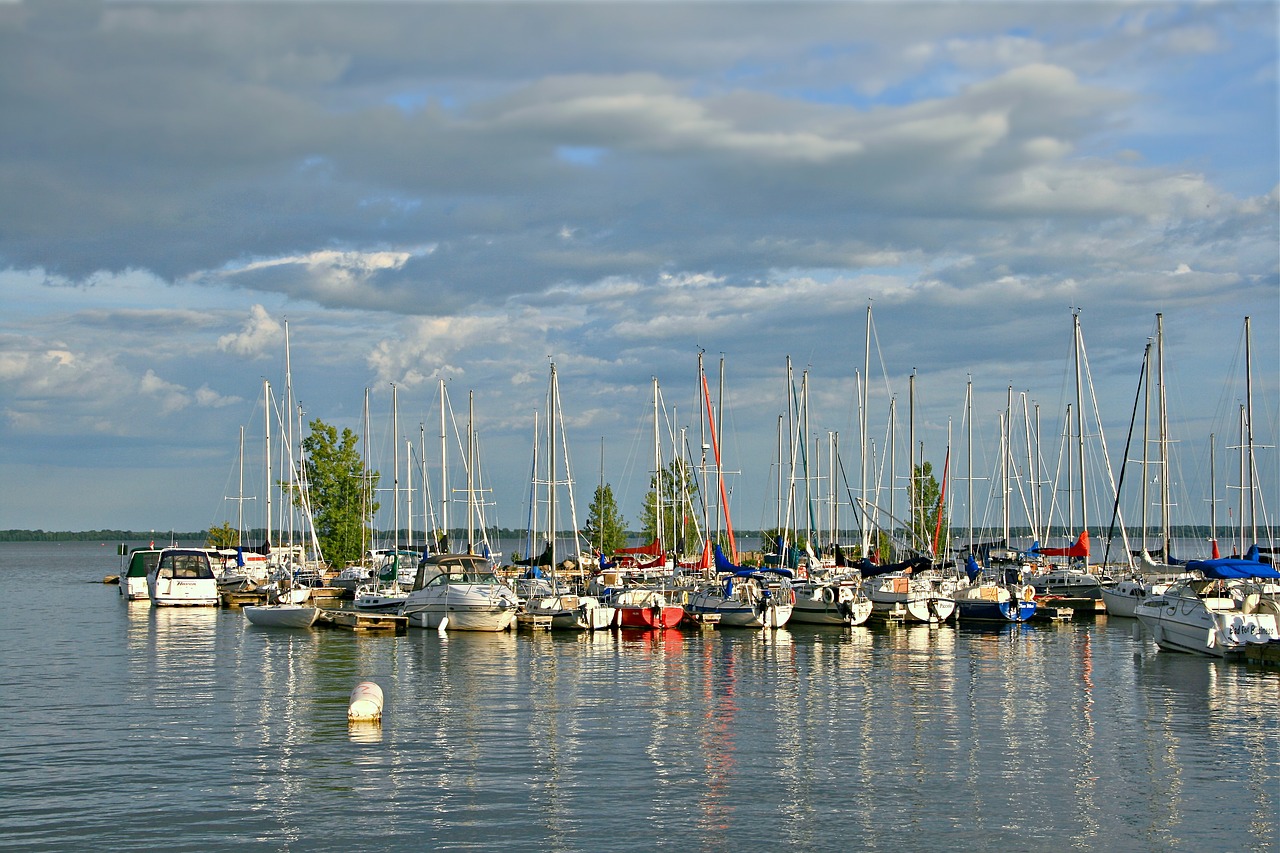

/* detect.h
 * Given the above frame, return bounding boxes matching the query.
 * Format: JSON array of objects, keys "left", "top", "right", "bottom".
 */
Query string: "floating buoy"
[{"left": 347, "top": 681, "right": 384, "bottom": 722}]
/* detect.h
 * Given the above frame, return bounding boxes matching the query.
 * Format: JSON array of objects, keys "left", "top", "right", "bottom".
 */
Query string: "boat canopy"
[
  {"left": 1188, "top": 557, "right": 1280, "bottom": 580},
  {"left": 852, "top": 555, "right": 933, "bottom": 579},
  {"left": 712, "top": 544, "right": 794, "bottom": 579},
  {"left": 1032, "top": 530, "right": 1089, "bottom": 558}
]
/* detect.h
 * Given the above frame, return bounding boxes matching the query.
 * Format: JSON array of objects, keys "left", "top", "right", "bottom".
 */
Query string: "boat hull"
[
  {"left": 618, "top": 604, "right": 685, "bottom": 629},
  {"left": 789, "top": 583, "right": 873, "bottom": 626},
  {"left": 243, "top": 604, "right": 321, "bottom": 628},
  {"left": 405, "top": 605, "right": 517, "bottom": 632}
]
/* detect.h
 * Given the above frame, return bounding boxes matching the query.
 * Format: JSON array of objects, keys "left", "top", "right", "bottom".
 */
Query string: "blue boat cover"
[{"left": 1187, "top": 557, "right": 1280, "bottom": 580}]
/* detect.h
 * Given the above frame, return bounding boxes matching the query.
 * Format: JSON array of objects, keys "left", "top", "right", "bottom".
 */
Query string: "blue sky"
[{"left": 0, "top": 1, "right": 1275, "bottom": 554}]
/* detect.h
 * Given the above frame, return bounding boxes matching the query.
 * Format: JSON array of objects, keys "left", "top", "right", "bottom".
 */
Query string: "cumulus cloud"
[{"left": 217, "top": 304, "right": 284, "bottom": 358}]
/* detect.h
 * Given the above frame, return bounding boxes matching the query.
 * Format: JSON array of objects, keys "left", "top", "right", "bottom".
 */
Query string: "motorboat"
[
  {"left": 119, "top": 547, "right": 162, "bottom": 601},
  {"left": 147, "top": 548, "right": 220, "bottom": 606},
  {"left": 1134, "top": 557, "right": 1280, "bottom": 657},
  {"left": 400, "top": 553, "right": 519, "bottom": 631}
]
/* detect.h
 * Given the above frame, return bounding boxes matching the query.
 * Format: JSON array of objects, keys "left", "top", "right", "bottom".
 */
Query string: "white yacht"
[
  {"left": 147, "top": 548, "right": 220, "bottom": 606},
  {"left": 1134, "top": 558, "right": 1280, "bottom": 656},
  {"left": 400, "top": 553, "right": 519, "bottom": 631}
]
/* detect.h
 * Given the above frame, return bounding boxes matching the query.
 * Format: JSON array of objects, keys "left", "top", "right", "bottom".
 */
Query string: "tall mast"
[
  {"left": 652, "top": 375, "right": 663, "bottom": 555},
  {"left": 392, "top": 383, "right": 400, "bottom": 560},
  {"left": 467, "top": 391, "right": 475, "bottom": 554},
  {"left": 1244, "top": 316, "right": 1256, "bottom": 545},
  {"left": 908, "top": 369, "right": 916, "bottom": 549},
  {"left": 263, "top": 379, "right": 272, "bottom": 550},
  {"left": 966, "top": 377, "right": 973, "bottom": 556},
  {"left": 1073, "top": 310, "right": 1088, "bottom": 565},
  {"left": 1140, "top": 339, "right": 1152, "bottom": 551},
  {"left": 1156, "top": 313, "right": 1171, "bottom": 558},
  {"left": 362, "top": 388, "right": 371, "bottom": 557},
  {"left": 860, "top": 303, "right": 871, "bottom": 558},
  {"left": 549, "top": 363, "right": 557, "bottom": 573},
  {"left": 439, "top": 379, "right": 448, "bottom": 548}
]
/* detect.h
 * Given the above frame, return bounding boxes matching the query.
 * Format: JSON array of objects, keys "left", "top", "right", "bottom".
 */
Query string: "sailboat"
[
  {"left": 1135, "top": 316, "right": 1280, "bottom": 655},
  {"left": 400, "top": 388, "right": 520, "bottom": 631},
  {"left": 1102, "top": 316, "right": 1189, "bottom": 616},
  {"left": 612, "top": 374, "right": 686, "bottom": 629},
  {"left": 951, "top": 379, "right": 1037, "bottom": 623},
  {"left": 520, "top": 362, "right": 617, "bottom": 630},
  {"left": 1027, "top": 311, "right": 1123, "bottom": 607},
  {"left": 354, "top": 383, "right": 411, "bottom": 613},
  {"left": 244, "top": 327, "right": 323, "bottom": 628}
]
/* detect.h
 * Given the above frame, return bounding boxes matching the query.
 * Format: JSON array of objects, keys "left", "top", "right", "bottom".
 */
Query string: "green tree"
[
  {"left": 206, "top": 521, "right": 238, "bottom": 550},
  {"left": 583, "top": 483, "right": 628, "bottom": 554},
  {"left": 908, "top": 460, "right": 949, "bottom": 556},
  {"left": 298, "top": 418, "right": 379, "bottom": 567},
  {"left": 640, "top": 461, "right": 700, "bottom": 554}
]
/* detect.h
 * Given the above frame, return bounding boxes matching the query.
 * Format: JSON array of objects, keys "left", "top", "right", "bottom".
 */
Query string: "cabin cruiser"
[
  {"left": 400, "top": 553, "right": 519, "bottom": 631},
  {"left": 1134, "top": 558, "right": 1280, "bottom": 656},
  {"left": 147, "top": 548, "right": 220, "bottom": 606}
]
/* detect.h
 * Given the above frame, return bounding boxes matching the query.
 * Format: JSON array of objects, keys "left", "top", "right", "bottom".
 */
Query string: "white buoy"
[
  {"left": 347, "top": 680, "right": 384, "bottom": 722},
  {"left": 437, "top": 615, "right": 449, "bottom": 633}
]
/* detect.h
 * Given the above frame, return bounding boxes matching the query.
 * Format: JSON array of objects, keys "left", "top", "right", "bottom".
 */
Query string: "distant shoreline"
[{"left": 0, "top": 526, "right": 1236, "bottom": 545}]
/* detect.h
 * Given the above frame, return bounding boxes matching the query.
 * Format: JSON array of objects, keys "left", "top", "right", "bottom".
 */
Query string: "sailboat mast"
[
  {"left": 1244, "top": 315, "right": 1256, "bottom": 545},
  {"left": 1140, "top": 339, "right": 1152, "bottom": 551},
  {"left": 860, "top": 303, "right": 871, "bottom": 558},
  {"left": 263, "top": 379, "right": 272, "bottom": 550},
  {"left": 1156, "top": 313, "right": 1171, "bottom": 558},
  {"left": 467, "top": 391, "right": 475, "bottom": 554},
  {"left": 362, "top": 388, "right": 371, "bottom": 558},
  {"left": 237, "top": 425, "right": 245, "bottom": 543},
  {"left": 652, "top": 375, "right": 664, "bottom": 556},
  {"left": 908, "top": 369, "right": 916, "bottom": 550},
  {"left": 549, "top": 363, "right": 557, "bottom": 573},
  {"left": 439, "top": 379, "right": 448, "bottom": 548},
  {"left": 966, "top": 378, "right": 973, "bottom": 556},
  {"left": 1073, "top": 311, "right": 1088, "bottom": 566},
  {"left": 392, "top": 383, "right": 400, "bottom": 559}
]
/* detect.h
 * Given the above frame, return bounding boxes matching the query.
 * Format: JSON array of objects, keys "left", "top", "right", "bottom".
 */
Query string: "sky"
[{"left": 0, "top": 0, "right": 1276, "bottom": 551}]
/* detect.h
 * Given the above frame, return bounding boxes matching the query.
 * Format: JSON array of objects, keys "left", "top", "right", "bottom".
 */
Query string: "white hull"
[
  {"left": 148, "top": 577, "right": 220, "bottom": 606},
  {"left": 865, "top": 579, "right": 957, "bottom": 623},
  {"left": 405, "top": 605, "right": 517, "bottom": 632},
  {"left": 1135, "top": 580, "right": 1280, "bottom": 656},
  {"left": 685, "top": 591, "right": 793, "bottom": 627},
  {"left": 122, "top": 576, "right": 150, "bottom": 601},
  {"left": 789, "top": 582, "right": 873, "bottom": 626},
  {"left": 243, "top": 604, "right": 322, "bottom": 628},
  {"left": 526, "top": 595, "right": 617, "bottom": 630}
]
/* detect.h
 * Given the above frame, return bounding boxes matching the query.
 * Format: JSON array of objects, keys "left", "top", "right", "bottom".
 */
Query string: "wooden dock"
[{"left": 318, "top": 609, "right": 408, "bottom": 633}]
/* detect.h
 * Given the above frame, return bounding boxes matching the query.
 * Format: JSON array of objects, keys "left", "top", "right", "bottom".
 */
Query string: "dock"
[
  {"left": 1242, "top": 641, "right": 1280, "bottom": 669},
  {"left": 318, "top": 609, "right": 408, "bottom": 633}
]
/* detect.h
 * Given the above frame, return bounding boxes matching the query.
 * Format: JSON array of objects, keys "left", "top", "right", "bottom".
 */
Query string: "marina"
[{"left": 2, "top": 540, "right": 1276, "bottom": 852}]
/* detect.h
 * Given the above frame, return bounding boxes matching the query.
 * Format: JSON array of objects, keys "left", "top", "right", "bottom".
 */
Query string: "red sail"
[{"left": 1037, "top": 530, "right": 1089, "bottom": 557}]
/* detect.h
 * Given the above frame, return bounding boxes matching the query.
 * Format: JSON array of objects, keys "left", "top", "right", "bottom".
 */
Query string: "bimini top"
[{"left": 1188, "top": 557, "right": 1280, "bottom": 581}]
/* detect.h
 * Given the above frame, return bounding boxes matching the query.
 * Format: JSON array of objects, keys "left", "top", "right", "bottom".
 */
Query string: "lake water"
[{"left": 0, "top": 541, "right": 1275, "bottom": 852}]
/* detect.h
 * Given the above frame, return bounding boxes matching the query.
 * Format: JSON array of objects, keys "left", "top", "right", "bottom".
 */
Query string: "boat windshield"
[
  {"left": 425, "top": 569, "right": 501, "bottom": 587},
  {"left": 156, "top": 552, "right": 215, "bottom": 580}
]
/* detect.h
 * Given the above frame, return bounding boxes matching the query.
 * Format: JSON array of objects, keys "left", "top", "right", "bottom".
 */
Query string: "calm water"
[{"left": 0, "top": 542, "right": 1275, "bottom": 852}]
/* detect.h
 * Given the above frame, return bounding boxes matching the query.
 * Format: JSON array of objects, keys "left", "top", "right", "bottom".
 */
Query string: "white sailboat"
[
  {"left": 244, "top": 327, "right": 322, "bottom": 628},
  {"left": 521, "top": 362, "right": 616, "bottom": 630}
]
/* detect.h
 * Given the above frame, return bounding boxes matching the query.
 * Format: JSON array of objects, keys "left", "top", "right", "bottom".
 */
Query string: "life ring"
[
  {"left": 822, "top": 586, "right": 836, "bottom": 604},
  {"left": 787, "top": 588, "right": 796, "bottom": 606}
]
